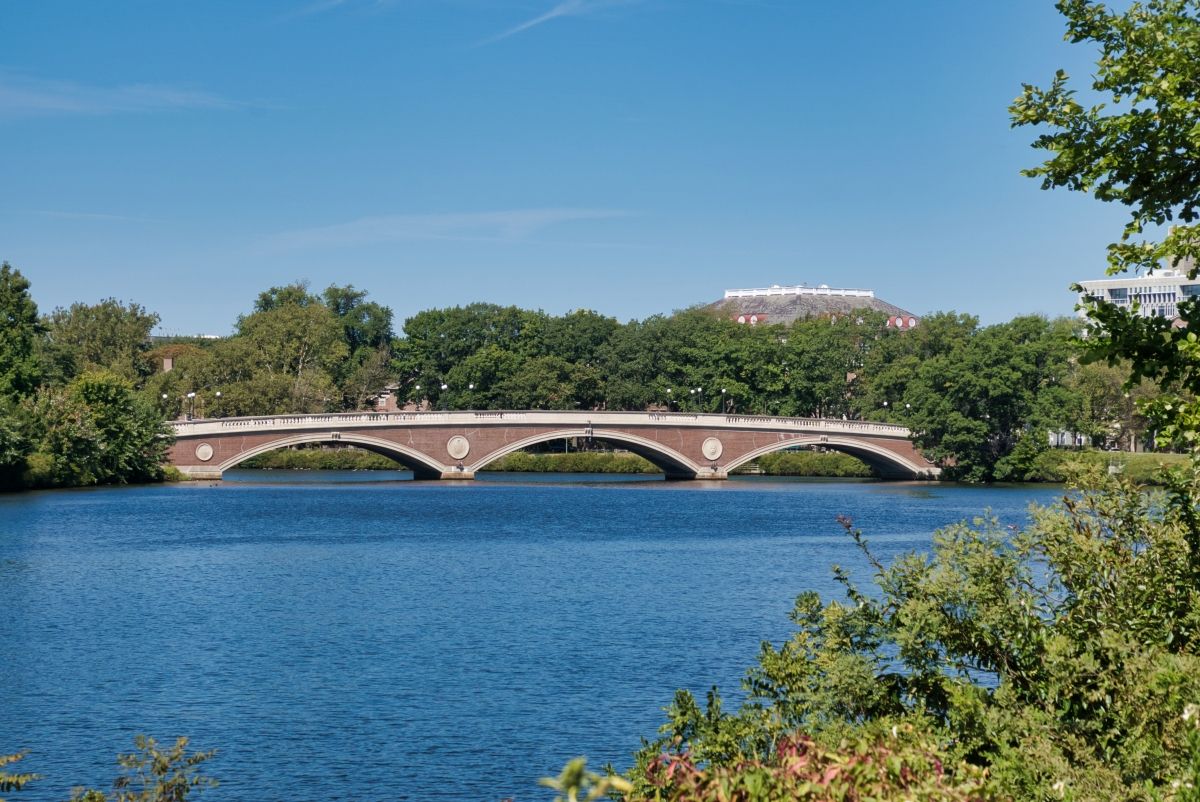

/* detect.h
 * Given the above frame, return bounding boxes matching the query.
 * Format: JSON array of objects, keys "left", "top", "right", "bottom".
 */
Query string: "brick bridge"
[{"left": 168, "top": 411, "right": 939, "bottom": 481}]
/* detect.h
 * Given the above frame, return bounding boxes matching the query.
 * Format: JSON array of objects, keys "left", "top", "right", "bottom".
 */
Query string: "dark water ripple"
[{"left": 0, "top": 473, "right": 1064, "bottom": 801}]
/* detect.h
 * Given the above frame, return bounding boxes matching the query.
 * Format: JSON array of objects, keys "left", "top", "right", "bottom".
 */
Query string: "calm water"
[{"left": 0, "top": 472, "right": 1065, "bottom": 801}]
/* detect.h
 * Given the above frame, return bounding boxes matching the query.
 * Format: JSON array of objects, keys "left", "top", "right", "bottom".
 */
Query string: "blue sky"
[{"left": 1, "top": 0, "right": 1127, "bottom": 335}]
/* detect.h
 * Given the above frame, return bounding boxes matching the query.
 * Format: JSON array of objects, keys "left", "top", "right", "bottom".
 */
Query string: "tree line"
[
  {"left": 0, "top": 266, "right": 1171, "bottom": 488},
  {"left": 154, "top": 284, "right": 1164, "bottom": 482}
]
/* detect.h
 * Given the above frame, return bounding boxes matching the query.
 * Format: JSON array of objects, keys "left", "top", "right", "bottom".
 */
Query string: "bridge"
[{"left": 167, "top": 411, "right": 940, "bottom": 481}]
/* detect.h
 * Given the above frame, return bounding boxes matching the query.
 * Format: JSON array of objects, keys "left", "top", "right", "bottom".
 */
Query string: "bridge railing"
[{"left": 170, "top": 410, "right": 911, "bottom": 438}]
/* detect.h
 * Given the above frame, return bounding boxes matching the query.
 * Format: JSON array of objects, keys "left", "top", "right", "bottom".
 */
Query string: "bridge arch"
[
  {"left": 215, "top": 432, "right": 448, "bottom": 479},
  {"left": 721, "top": 436, "right": 934, "bottom": 480},
  {"left": 468, "top": 429, "right": 703, "bottom": 478}
]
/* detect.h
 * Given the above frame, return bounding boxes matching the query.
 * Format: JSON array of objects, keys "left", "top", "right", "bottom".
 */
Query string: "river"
[{"left": 0, "top": 472, "right": 1065, "bottom": 801}]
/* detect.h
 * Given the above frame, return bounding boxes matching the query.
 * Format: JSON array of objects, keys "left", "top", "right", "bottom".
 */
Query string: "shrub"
[{"left": 623, "top": 465, "right": 1200, "bottom": 801}]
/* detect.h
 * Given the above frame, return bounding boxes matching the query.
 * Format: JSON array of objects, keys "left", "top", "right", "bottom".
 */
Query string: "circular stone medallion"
[
  {"left": 701, "top": 437, "right": 723, "bottom": 461},
  {"left": 446, "top": 435, "right": 471, "bottom": 460},
  {"left": 195, "top": 443, "right": 214, "bottom": 462}
]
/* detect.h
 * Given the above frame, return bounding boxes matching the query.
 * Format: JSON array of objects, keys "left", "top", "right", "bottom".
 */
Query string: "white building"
[{"left": 1077, "top": 257, "right": 1198, "bottom": 320}]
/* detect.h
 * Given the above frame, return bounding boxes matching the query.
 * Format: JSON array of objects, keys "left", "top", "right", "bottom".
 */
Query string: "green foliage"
[
  {"left": 857, "top": 313, "right": 1080, "bottom": 481},
  {"left": 44, "top": 298, "right": 160, "bottom": 384},
  {"left": 539, "top": 757, "right": 632, "bottom": 802},
  {"left": 483, "top": 450, "right": 659, "bottom": 474},
  {"left": 629, "top": 467, "right": 1200, "bottom": 801},
  {"left": 1160, "top": 705, "right": 1200, "bottom": 802},
  {"left": 1012, "top": 0, "right": 1200, "bottom": 449},
  {"left": 0, "top": 751, "right": 38, "bottom": 801},
  {"left": 240, "top": 446, "right": 403, "bottom": 471},
  {"left": 747, "top": 450, "right": 873, "bottom": 478},
  {"left": 628, "top": 726, "right": 999, "bottom": 802},
  {"left": 22, "top": 371, "right": 171, "bottom": 487},
  {"left": 0, "top": 263, "right": 43, "bottom": 402},
  {"left": 1064, "top": 361, "right": 1157, "bottom": 450},
  {"left": 68, "top": 735, "right": 216, "bottom": 802},
  {"left": 0, "top": 410, "right": 30, "bottom": 489},
  {"left": 1028, "top": 448, "right": 1189, "bottom": 484}
]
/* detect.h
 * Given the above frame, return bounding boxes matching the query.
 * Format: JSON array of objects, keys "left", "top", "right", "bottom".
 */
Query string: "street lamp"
[{"left": 187, "top": 391, "right": 196, "bottom": 420}]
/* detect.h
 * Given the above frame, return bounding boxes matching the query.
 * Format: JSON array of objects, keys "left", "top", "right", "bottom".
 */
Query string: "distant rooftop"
[
  {"left": 724, "top": 283, "right": 875, "bottom": 300},
  {"left": 709, "top": 281, "right": 915, "bottom": 326}
]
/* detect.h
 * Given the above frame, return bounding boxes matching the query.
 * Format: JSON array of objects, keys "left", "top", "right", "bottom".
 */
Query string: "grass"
[{"left": 1029, "top": 449, "right": 1190, "bottom": 484}]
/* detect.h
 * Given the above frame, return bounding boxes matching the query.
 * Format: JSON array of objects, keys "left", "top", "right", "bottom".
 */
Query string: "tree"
[
  {"left": 855, "top": 314, "right": 1077, "bottom": 481},
  {"left": 1011, "top": 0, "right": 1200, "bottom": 446},
  {"left": 0, "top": 414, "right": 29, "bottom": 489},
  {"left": 236, "top": 302, "right": 347, "bottom": 413},
  {"left": 24, "top": 371, "right": 171, "bottom": 487},
  {"left": 398, "top": 303, "right": 542, "bottom": 389},
  {"left": 321, "top": 284, "right": 394, "bottom": 356},
  {"left": 252, "top": 281, "right": 318, "bottom": 313},
  {"left": 531, "top": 309, "right": 621, "bottom": 365},
  {"left": 0, "top": 263, "right": 42, "bottom": 402},
  {"left": 44, "top": 299, "right": 160, "bottom": 384}
]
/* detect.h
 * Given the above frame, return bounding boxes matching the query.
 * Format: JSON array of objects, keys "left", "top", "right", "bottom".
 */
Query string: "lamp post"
[
  {"left": 666, "top": 387, "right": 673, "bottom": 411},
  {"left": 187, "top": 392, "right": 196, "bottom": 420},
  {"left": 721, "top": 387, "right": 728, "bottom": 413}
]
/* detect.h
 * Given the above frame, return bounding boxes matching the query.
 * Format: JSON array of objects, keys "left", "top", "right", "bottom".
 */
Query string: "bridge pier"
[
  {"left": 692, "top": 469, "right": 728, "bottom": 480},
  {"left": 176, "top": 466, "right": 224, "bottom": 481}
]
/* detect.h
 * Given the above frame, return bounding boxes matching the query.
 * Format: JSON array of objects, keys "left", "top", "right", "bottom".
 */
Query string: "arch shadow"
[
  {"left": 468, "top": 429, "right": 702, "bottom": 479},
  {"left": 722, "top": 436, "right": 934, "bottom": 480},
  {"left": 215, "top": 432, "right": 448, "bottom": 479}
]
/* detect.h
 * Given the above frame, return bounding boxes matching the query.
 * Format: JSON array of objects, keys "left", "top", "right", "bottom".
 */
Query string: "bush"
[
  {"left": 239, "top": 446, "right": 401, "bottom": 471},
  {"left": 631, "top": 726, "right": 999, "bottom": 802},
  {"left": 622, "top": 464, "right": 1200, "bottom": 801},
  {"left": 484, "top": 451, "right": 658, "bottom": 474},
  {"left": 19, "top": 371, "right": 171, "bottom": 488},
  {"left": 743, "top": 451, "right": 873, "bottom": 478}
]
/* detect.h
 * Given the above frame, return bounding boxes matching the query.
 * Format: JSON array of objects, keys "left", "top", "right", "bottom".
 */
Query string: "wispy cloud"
[
  {"left": 481, "top": 0, "right": 643, "bottom": 44},
  {"left": 268, "top": 208, "right": 627, "bottom": 250},
  {"left": 0, "top": 72, "right": 242, "bottom": 117}
]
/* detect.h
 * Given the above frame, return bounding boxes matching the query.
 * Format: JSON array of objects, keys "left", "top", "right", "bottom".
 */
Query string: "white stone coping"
[
  {"left": 723, "top": 286, "right": 875, "bottom": 299},
  {"left": 170, "top": 411, "right": 911, "bottom": 440}
]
